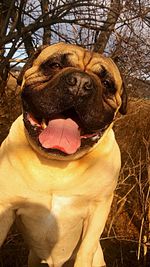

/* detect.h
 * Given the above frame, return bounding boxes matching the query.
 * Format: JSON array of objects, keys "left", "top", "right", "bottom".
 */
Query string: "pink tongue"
[{"left": 39, "top": 118, "right": 81, "bottom": 154}]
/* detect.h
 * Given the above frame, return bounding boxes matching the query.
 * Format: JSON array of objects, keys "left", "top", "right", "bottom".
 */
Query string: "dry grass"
[
  {"left": 0, "top": 74, "right": 21, "bottom": 144},
  {"left": 103, "top": 98, "right": 150, "bottom": 267},
  {"left": 0, "top": 82, "right": 150, "bottom": 267}
]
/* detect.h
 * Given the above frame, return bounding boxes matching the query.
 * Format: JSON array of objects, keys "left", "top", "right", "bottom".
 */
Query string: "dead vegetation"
[
  {"left": 0, "top": 74, "right": 21, "bottom": 144},
  {"left": 103, "top": 98, "right": 150, "bottom": 267},
  {"left": 0, "top": 79, "right": 150, "bottom": 266}
]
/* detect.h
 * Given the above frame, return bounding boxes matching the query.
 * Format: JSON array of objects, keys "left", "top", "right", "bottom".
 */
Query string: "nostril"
[
  {"left": 66, "top": 75, "right": 77, "bottom": 86},
  {"left": 84, "top": 81, "right": 93, "bottom": 90}
]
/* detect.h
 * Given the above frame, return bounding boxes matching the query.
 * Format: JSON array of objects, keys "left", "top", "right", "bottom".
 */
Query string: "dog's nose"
[{"left": 65, "top": 72, "right": 94, "bottom": 96}]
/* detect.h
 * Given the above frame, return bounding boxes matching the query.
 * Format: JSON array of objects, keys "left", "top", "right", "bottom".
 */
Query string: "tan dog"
[{"left": 0, "top": 43, "right": 127, "bottom": 267}]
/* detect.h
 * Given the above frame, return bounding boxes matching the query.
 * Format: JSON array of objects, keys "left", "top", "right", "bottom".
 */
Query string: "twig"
[{"left": 138, "top": 217, "right": 144, "bottom": 261}]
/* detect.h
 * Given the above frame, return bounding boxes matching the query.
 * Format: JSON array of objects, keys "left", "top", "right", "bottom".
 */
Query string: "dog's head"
[{"left": 18, "top": 43, "right": 127, "bottom": 160}]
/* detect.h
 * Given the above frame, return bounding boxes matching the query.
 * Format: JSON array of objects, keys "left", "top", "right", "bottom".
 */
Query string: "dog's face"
[{"left": 18, "top": 43, "right": 127, "bottom": 160}]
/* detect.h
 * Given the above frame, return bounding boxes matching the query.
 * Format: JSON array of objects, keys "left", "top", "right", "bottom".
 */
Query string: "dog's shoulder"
[
  {"left": 8, "top": 115, "right": 26, "bottom": 142},
  {"left": 0, "top": 115, "right": 33, "bottom": 168},
  {"left": 1, "top": 115, "right": 28, "bottom": 151}
]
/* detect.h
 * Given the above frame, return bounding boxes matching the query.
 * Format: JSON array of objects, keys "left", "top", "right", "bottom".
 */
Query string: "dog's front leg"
[
  {"left": 0, "top": 205, "right": 15, "bottom": 246},
  {"left": 74, "top": 194, "right": 114, "bottom": 267}
]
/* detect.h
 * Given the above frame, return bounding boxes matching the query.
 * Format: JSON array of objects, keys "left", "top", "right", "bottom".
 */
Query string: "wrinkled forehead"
[{"left": 33, "top": 43, "right": 122, "bottom": 90}]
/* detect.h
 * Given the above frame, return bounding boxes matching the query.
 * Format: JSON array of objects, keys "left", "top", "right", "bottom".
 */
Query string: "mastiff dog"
[{"left": 0, "top": 43, "right": 127, "bottom": 267}]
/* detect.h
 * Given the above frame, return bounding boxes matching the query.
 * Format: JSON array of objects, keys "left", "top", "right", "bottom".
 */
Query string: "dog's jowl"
[{"left": 0, "top": 43, "right": 127, "bottom": 267}]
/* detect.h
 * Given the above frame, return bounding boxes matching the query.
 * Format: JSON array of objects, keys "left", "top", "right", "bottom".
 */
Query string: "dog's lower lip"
[{"left": 81, "top": 132, "right": 99, "bottom": 139}]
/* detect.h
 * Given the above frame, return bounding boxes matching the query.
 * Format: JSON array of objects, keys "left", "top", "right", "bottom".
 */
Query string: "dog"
[{"left": 0, "top": 43, "right": 127, "bottom": 267}]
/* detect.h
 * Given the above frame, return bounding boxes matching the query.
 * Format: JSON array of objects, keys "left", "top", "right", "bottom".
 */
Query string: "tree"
[
  {"left": 93, "top": 0, "right": 123, "bottom": 53},
  {"left": 0, "top": 0, "right": 149, "bottom": 95}
]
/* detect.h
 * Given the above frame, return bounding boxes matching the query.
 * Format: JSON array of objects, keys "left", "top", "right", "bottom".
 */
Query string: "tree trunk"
[
  {"left": 0, "top": 1, "right": 15, "bottom": 94},
  {"left": 93, "top": 0, "right": 122, "bottom": 54},
  {"left": 41, "top": 0, "right": 51, "bottom": 45}
]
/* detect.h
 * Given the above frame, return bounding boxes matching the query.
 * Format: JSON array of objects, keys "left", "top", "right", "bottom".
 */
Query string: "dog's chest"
[{"left": 17, "top": 194, "right": 87, "bottom": 257}]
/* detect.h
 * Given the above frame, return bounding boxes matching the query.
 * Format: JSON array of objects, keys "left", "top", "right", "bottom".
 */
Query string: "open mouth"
[{"left": 24, "top": 107, "right": 107, "bottom": 155}]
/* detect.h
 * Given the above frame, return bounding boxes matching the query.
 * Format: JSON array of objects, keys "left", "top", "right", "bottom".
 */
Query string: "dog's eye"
[
  {"left": 103, "top": 80, "right": 111, "bottom": 88},
  {"left": 47, "top": 62, "right": 62, "bottom": 69},
  {"left": 41, "top": 61, "right": 62, "bottom": 75},
  {"left": 103, "top": 79, "right": 116, "bottom": 94}
]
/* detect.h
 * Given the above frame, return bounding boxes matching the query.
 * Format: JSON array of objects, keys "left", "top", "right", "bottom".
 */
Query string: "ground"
[{"left": 0, "top": 75, "right": 150, "bottom": 266}]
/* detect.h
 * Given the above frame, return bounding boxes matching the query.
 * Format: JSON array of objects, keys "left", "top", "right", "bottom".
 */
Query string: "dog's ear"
[
  {"left": 17, "top": 45, "right": 49, "bottom": 86},
  {"left": 119, "top": 81, "right": 127, "bottom": 115},
  {"left": 112, "top": 58, "right": 127, "bottom": 115}
]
